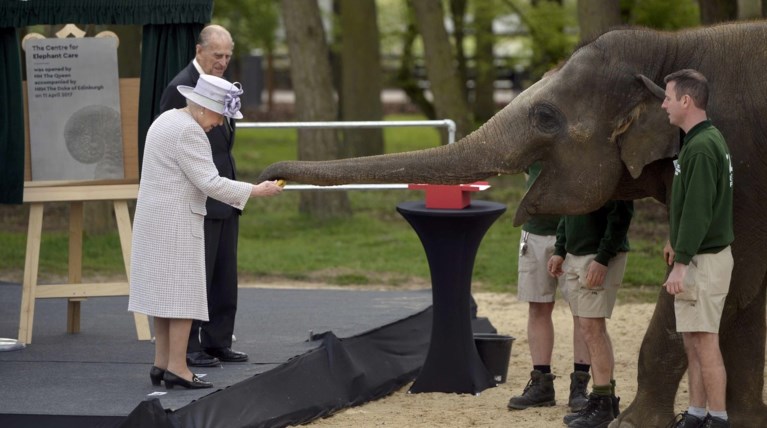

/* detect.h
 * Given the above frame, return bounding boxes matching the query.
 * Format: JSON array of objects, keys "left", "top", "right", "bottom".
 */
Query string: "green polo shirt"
[
  {"left": 554, "top": 200, "right": 633, "bottom": 266},
  {"left": 521, "top": 162, "right": 560, "bottom": 236},
  {"left": 669, "top": 120, "right": 734, "bottom": 265}
]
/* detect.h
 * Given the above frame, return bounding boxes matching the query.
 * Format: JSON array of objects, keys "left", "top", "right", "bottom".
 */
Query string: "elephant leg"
[
  {"left": 721, "top": 278, "right": 767, "bottom": 426},
  {"left": 611, "top": 290, "right": 686, "bottom": 428}
]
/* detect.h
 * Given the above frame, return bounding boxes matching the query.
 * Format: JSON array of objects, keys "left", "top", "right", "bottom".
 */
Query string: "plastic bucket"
[{"left": 474, "top": 333, "right": 515, "bottom": 384}]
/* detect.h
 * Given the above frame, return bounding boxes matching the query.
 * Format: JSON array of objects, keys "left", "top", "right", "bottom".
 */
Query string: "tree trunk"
[
  {"left": 448, "top": 0, "right": 469, "bottom": 100},
  {"left": 281, "top": 0, "right": 351, "bottom": 219},
  {"left": 339, "top": 0, "right": 385, "bottom": 158},
  {"left": 699, "top": 0, "right": 738, "bottom": 24},
  {"left": 396, "top": 5, "right": 436, "bottom": 120},
  {"left": 410, "top": 0, "right": 474, "bottom": 142},
  {"left": 472, "top": 0, "right": 497, "bottom": 123},
  {"left": 577, "top": 0, "right": 622, "bottom": 42},
  {"left": 737, "top": 0, "right": 761, "bottom": 18}
]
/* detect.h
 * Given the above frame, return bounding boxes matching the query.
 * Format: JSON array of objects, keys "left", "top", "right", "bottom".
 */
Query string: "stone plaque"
[{"left": 25, "top": 37, "right": 123, "bottom": 181}]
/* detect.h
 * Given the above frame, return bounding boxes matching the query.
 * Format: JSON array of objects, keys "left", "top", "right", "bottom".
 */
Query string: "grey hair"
[{"left": 198, "top": 25, "right": 234, "bottom": 48}]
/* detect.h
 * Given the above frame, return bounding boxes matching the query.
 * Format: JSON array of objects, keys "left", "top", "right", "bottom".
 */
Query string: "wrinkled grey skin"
[{"left": 260, "top": 22, "right": 767, "bottom": 427}]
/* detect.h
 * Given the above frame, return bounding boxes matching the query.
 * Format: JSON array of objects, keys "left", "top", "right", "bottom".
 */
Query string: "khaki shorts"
[
  {"left": 675, "top": 246, "right": 733, "bottom": 333},
  {"left": 517, "top": 232, "right": 561, "bottom": 303},
  {"left": 563, "top": 252, "right": 628, "bottom": 319}
]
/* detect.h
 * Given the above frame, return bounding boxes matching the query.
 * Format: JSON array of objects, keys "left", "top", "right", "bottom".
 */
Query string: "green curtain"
[
  {"left": 0, "top": 0, "right": 212, "bottom": 27},
  {"left": 137, "top": 23, "right": 202, "bottom": 172},
  {"left": 0, "top": 27, "right": 24, "bottom": 204}
]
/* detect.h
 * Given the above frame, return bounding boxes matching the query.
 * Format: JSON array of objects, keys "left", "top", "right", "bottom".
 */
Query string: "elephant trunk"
[{"left": 258, "top": 124, "right": 519, "bottom": 186}]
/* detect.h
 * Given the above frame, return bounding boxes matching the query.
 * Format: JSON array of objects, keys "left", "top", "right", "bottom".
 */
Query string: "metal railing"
[{"left": 238, "top": 119, "right": 456, "bottom": 191}]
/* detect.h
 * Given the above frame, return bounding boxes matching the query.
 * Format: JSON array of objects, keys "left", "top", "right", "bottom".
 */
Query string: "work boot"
[
  {"left": 564, "top": 392, "right": 620, "bottom": 425},
  {"left": 563, "top": 391, "right": 599, "bottom": 425},
  {"left": 563, "top": 400, "right": 592, "bottom": 425},
  {"left": 702, "top": 415, "right": 730, "bottom": 428},
  {"left": 507, "top": 370, "right": 556, "bottom": 410},
  {"left": 667, "top": 411, "right": 705, "bottom": 428},
  {"left": 568, "top": 371, "right": 590, "bottom": 412},
  {"left": 566, "top": 393, "right": 615, "bottom": 428}
]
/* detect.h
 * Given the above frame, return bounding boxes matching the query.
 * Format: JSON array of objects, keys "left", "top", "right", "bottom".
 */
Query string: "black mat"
[
  {"left": 0, "top": 281, "right": 433, "bottom": 422},
  {"left": 121, "top": 308, "right": 436, "bottom": 428}
]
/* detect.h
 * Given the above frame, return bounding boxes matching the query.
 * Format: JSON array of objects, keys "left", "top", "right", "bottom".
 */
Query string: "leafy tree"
[
  {"left": 622, "top": 0, "right": 699, "bottom": 29},
  {"left": 447, "top": 0, "right": 469, "bottom": 99},
  {"left": 212, "top": 0, "right": 279, "bottom": 107},
  {"left": 698, "top": 0, "right": 737, "bottom": 23},
  {"left": 393, "top": 3, "right": 437, "bottom": 120},
  {"left": 212, "top": 0, "right": 279, "bottom": 61},
  {"left": 735, "top": 0, "right": 762, "bottom": 18},
  {"left": 578, "top": 0, "right": 621, "bottom": 42},
  {"left": 410, "top": 0, "right": 474, "bottom": 141},
  {"left": 501, "top": 0, "right": 578, "bottom": 84},
  {"left": 472, "top": 0, "right": 499, "bottom": 123}
]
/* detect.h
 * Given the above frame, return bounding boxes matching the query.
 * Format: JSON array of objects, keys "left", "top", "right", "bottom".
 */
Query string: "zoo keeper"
[{"left": 662, "top": 68, "right": 734, "bottom": 428}]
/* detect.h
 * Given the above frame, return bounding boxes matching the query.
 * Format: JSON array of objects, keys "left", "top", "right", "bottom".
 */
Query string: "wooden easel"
[
  {"left": 18, "top": 183, "right": 150, "bottom": 343},
  {"left": 18, "top": 26, "right": 149, "bottom": 343}
]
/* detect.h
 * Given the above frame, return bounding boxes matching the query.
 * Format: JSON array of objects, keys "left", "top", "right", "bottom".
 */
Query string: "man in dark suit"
[{"left": 159, "top": 24, "right": 248, "bottom": 366}]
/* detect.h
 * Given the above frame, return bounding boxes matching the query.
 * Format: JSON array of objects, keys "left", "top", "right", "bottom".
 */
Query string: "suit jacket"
[
  {"left": 128, "top": 110, "right": 252, "bottom": 320},
  {"left": 159, "top": 62, "right": 240, "bottom": 219}
]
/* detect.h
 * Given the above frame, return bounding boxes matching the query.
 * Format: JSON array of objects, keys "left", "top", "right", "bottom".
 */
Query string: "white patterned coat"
[{"left": 128, "top": 109, "right": 252, "bottom": 320}]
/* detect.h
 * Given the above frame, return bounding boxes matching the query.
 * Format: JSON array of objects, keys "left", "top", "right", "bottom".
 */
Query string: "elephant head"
[
  {"left": 262, "top": 22, "right": 767, "bottom": 426},
  {"left": 259, "top": 28, "right": 681, "bottom": 225}
]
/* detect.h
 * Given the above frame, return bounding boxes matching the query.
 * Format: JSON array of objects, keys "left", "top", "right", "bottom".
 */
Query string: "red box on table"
[{"left": 408, "top": 182, "right": 490, "bottom": 209}]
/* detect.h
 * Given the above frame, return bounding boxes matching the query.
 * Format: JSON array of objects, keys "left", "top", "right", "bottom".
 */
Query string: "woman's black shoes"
[
  {"left": 150, "top": 366, "right": 165, "bottom": 386},
  {"left": 163, "top": 370, "right": 212, "bottom": 389},
  {"left": 149, "top": 366, "right": 213, "bottom": 389}
]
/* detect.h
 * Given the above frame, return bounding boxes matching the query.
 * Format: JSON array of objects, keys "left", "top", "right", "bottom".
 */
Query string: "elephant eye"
[{"left": 530, "top": 103, "right": 564, "bottom": 134}]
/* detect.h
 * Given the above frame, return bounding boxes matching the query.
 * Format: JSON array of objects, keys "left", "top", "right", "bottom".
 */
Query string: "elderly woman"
[{"left": 128, "top": 75, "right": 282, "bottom": 389}]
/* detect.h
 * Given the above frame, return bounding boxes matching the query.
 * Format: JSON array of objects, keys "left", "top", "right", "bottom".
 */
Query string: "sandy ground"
[{"left": 303, "top": 291, "right": 678, "bottom": 428}]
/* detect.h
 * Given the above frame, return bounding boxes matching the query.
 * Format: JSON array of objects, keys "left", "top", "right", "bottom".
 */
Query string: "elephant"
[{"left": 259, "top": 21, "right": 767, "bottom": 427}]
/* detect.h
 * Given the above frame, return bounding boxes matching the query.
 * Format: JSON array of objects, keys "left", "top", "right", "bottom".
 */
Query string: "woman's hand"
[{"left": 251, "top": 180, "right": 284, "bottom": 197}]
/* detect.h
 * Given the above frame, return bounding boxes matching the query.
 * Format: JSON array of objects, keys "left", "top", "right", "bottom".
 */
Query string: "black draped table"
[{"left": 397, "top": 200, "right": 506, "bottom": 394}]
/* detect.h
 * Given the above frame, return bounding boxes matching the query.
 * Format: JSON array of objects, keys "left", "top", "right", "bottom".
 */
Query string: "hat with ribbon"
[{"left": 177, "top": 74, "right": 244, "bottom": 119}]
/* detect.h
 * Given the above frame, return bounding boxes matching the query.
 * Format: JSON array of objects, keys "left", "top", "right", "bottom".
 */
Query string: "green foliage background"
[
  {"left": 0, "top": 115, "right": 669, "bottom": 300},
  {"left": 623, "top": 0, "right": 700, "bottom": 30}
]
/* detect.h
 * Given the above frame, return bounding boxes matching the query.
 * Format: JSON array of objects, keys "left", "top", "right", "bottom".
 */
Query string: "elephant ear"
[{"left": 614, "top": 74, "right": 679, "bottom": 179}]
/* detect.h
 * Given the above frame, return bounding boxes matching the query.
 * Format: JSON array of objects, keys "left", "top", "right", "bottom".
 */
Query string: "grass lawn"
[{"left": 0, "top": 115, "right": 669, "bottom": 301}]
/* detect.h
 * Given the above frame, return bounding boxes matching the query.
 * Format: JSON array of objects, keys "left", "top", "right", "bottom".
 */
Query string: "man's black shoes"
[
  {"left": 206, "top": 347, "right": 249, "bottom": 362},
  {"left": 186, "top": 351, "right": 221, "bottom": 367},
  {"left": 187, "top": 348, "right": 248, "bottom": 366}
]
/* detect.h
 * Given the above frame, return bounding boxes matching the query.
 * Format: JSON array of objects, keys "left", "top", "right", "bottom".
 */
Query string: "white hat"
[{"left": 177, "top": 74, "right": 244, "bottom": 119}]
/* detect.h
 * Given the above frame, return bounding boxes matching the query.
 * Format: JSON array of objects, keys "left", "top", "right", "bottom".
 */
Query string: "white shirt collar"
[{"left": 192, "top": 58, "right": 205, "bottom": 75}]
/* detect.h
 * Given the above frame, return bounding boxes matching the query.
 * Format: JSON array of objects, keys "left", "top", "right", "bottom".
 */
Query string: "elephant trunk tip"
[
  {"left": 512, "top": 207, "right": 531, "bottom": 227},
  {"left": 258, "top": 162, "right": 289, "bottom": 183}
]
